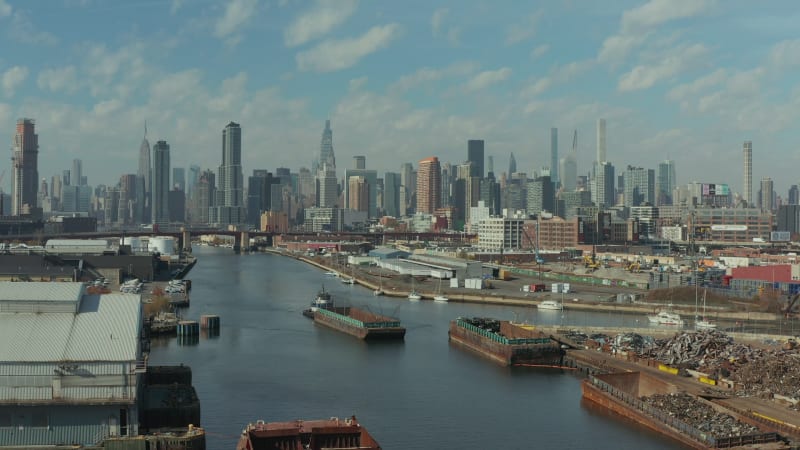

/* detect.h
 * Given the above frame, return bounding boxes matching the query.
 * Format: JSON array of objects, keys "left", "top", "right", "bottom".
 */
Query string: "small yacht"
[
  {"left": 408, "top": 291, "right": 422, "bottom": 301},
  {"left": 647, "top": 307, "right": 684, "bottom": 326},
  {"left": 433, "top": 294, "right": 449, "bottom": 303},
  {"left": 537, "top": 300, "right": 563, "bottom": 310}
]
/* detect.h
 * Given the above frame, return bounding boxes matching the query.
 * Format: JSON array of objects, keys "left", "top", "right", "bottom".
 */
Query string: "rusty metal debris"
[{"left": 642, "top": 392, "right": 761, "bottom": 438}]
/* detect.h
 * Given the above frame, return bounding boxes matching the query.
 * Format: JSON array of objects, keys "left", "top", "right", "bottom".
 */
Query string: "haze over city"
[{"left": 0, "top": 0, "right": 799, "bottom": 194}]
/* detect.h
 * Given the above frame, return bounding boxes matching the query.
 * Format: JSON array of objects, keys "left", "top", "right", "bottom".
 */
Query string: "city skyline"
[{"left": 0, "top": 1, "right": 799, "bottom": 193}]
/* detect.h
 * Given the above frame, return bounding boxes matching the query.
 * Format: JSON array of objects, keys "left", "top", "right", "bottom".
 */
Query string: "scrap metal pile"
[
  {"left": 612, "top": 332, "right": 656, "bottom": 352},
  {"left": 642, "top": 392, "right": 761, "bottom": 438},
  {"left": 638, "top": 330, "right": 800, "bottom": 402}
]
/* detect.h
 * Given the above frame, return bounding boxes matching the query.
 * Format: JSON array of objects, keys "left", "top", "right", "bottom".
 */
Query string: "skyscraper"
[
  {"left": 384, "top": 172, "right": 401, "bottom": 218},
  {"left": 656, "top": 160, "right": 676, "bottom": 206},
  {"left": 550, "top": 128, "right": 558, "bottom": 186},
  {"left": 152, "top": 140, "right": 171, "bottom": 224},
  {"left": 348, "top": 176, "right": 369, "bottom": 213},
  {"left": 212, "top": 122, "right": 245, "bottom": 225},
  {"left": 623, "top": 165, "right": 655, "bottom": 207},
  {"left": 137, "top": 124, "right": 151, "bottom": 223},
  {"left": 72, "top": 159, "right": 83, "bottom": 186},
  {"left": 353, "top": 156, "right": 365, "bottom": 170},
  {"left": 399, "top": 162, "right": 415, "bottom": 216},
  {"left": 319, "top": 119, "right": 335, "bottom": 170},
  {"left": 467, "top": 140, "right": 484, "bottom": 178},
  {"left": 487, "top": 155, "right": 494, "bottom": 179},
  {"left": 172, "top": 167, "right": 185, "bottom": 191},
  {"left": 560, "top": 130, "right": 578, "bottom": 192},
  {"left": 595, "top": 162, "right": 615, "bottom": 208},
  {"left": 596, "top": 118, "right": 606, "bottom": 163},
  {"left": 416, "top": 157, "right": 441, "bottom": 214},
  {"left": 743, "top": 141, "right": 752, "bottom": 206},
  {"left": 508, "top": 152, "right": 517, "bottom": 176},
  {"left": 761, "top": 177, "right": 774, "bottom": 213},
  {"left": 316, "top": 164, "right": 338, "bottom": 208},
  {"left": 11, "top": 118, "right": 39, "bottom": 215}
]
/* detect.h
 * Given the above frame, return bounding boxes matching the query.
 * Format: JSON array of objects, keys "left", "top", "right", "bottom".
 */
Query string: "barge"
[
  {"left": 236, "top": 415, "right": 381, "bottom": 450},
  {"left": 448, "top": 317, "right": 564, "bottom": 366},
  {"left": 313, "top": 307, "right": 405, "bottom": 340}
]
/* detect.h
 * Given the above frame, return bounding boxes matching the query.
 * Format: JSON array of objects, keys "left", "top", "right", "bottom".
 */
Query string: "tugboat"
[{"left": 303, "top": 285, "right": 333, "bottom": 318}]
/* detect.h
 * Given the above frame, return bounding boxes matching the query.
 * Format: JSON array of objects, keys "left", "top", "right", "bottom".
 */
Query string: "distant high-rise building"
[
  {"left": 487, "top": 155, "right": 495, "bottom": 179},
  {"left": 72, "top": 159, "right": 83, "bottom": 186},
  {"left": 319, "top": 119, "right": 335, "bottom": 170},
  {"left": 550, "top": 128, "right": 558, "bottom": 186},
  {"left": 508, "top": 152, "right": 517, "bottom": 176},
  {"left": 743, "top": 141, "right": 752, "bottom": 206},
  {"left": 192, "top": 169, "right": 215, "bottom": 225},
  {"left": 212, "top": 122, "right": 245, "bottom": 225},
  {"left": 657, "top": 160, "right": 676, "bottom": 206},
  {"left": 400, "top": 162, "right": 415, "bottom": 216},
  {"left": 348, "top": 176, "right": 369, "bottom": 213},
  {"left": 560, "top": 130, "right": 578, "bottom": 192},
  {"left": 416, "top": 157, "right": 441, "bottom": 214},
  {"left": 789, "top": 185, "right": 799, "bottom": 206},
  {"left": 152, "top": 140, "right": 170, "bottom": 224},
  {"left": 526, "top": 175, "right": 554, "bottom": 216},
  {"left": 118, "top": 174, "right": 138, "bottom": 225},
  {"left": 188, "top": 165, "right": 201, "bottom": 197},
  {"left": 316, "top": 164, "right": 338, "bottom": 208},
  {"left": 623, "top": 166, "right": 655, "bottom": 207},
  {"left": 596, "top": 119, "right": 606, "bottom": 163},
  {"left": 172, "top": 167, "right": 185, "bottom": 192},
  {"left": 12, "top": 118, "right": 39, "bottom": 215},
  {"left": 467, "top": 140, "right": 484, "bottom": 178},
  {"left": 138, "top": 123, "right": 151, "bottom": 222},
  {"left": 761, "top": 177, "right": 774, "bottom": 213},
  {"left": 384, "top": 172, "right": 401, "bottom": 218},
  {"left": 594, "top": 162, "right": 615, "bottom": 208},
  {"left": 168, "top": 188, "right": 185, "bottom": 223},
  {"left": 353, "top": 156, "right": 366, "bottom": 170}
]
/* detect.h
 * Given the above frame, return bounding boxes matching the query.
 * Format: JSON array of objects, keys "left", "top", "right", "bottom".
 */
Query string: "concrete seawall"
[{"left": 273, "top": 250, "right": 782, "bottom": 325}]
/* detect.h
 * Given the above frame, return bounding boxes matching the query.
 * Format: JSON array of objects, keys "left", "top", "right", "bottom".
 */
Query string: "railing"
[
  {"left": 456, "top": 320, "right": 551, "bottom": 345},
  {"left": 587, "top": 376, "right": 779, "bottom": 448},
  {"left": 316, "top": 308, "right": 400, "bottom": 329}
]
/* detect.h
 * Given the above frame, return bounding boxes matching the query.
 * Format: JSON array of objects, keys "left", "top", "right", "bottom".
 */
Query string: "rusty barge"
[
  {"left": 236, "top": 415, "right": 381, "bottom": 450},
  {"left": 448, "top": 317, "right": 564, "bottom": 366},
  {"left": 313, "top": 307, "right": 405, "bottom": 340}
]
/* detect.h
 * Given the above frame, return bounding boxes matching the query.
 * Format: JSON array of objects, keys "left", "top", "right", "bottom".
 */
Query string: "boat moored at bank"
[
  {"left": 448, "top": 317, "right": 564, "bottom": 366},
  {"left": 236, "top": 415, "right": 381, "bottom": 450}
]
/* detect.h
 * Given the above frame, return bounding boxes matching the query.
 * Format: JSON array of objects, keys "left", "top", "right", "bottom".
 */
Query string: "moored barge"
[
  {"left": 313, "top": 307, "right": 405, "bottom": 340},
  {"left": 448, "top": 317, "right": 564, "bottom": 366},
  {"left": 236, "top": 415, "right": 381, "bottom": 450}
]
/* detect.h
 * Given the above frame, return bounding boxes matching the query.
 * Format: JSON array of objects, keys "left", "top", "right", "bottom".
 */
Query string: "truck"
[{"left": 521, "top": 283, "right": 546, "bottom": 293}]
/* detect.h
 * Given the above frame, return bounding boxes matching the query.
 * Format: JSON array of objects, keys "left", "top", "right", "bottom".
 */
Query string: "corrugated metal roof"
[
  {"left": 45, "top": 239, "right": 115, "bottom": 248},
  {"left": 0, "top": 291, "right": 141, "bottom": 362},
  {"left": 0, "top": 281, "right": 84, "bottom": 302}
]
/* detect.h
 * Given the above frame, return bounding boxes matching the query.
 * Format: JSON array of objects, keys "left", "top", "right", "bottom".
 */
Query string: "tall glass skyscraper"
[
  {"left": 152, "top": 140, "right": 171, "bottom": 224},
  {"left": 212, "top": 122, "right": 245, "bottom": 225},
  {"left": 467, "top": 140, "right": 484, "bottom": 178},
  {"left": 657, "top": 160, "right": 676, "bottom": 206},
  {"left": 12, "top": 118, "right": 39, "bottom": 215},
  {"left": 550, "top": 127, "right": 558, "bottom": 186},
  {"left": 137, "top": 124, "right": 151, "bottom": 223}
]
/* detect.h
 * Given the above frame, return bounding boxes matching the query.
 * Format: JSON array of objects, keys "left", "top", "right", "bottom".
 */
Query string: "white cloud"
[
  {"left": 531, "top": 44, "right": 549, "bottom": 59},
  {"left": 390, "top": 61, "right": 477, "bottom": 92},
  {"left": 522, "top": 59, "right": 594, "bottom": 97},
  {"left": 8, "top": 12, "right": 58, "bottom": 45},
  {"left": 430, "top": 8, "right": 460, "bottom": 45},
  {"left": 214, "top": 0, "right": 258, "bottom": 41},
  {"left": 598, "top": 34, "right": 645, "bottom": 65},
  {"left": 296, "top": 24, "right": 401, "bottom": 72},
  {"left": 37, "top": 66, "right": 78, "bottom": 93},
  {"left": 285, "top": 0, "right": 357, "bottom": 47},
  {"left": 505, "top": 11, "right": 542, "bottom": 45},
  {"left": 431, "top": 8, "right": 448, "bottom": 36},
  {"left": 0, "top": 0, "right": 11, "bottom": 17},
  {"left": 617, "top": 43, "right": 708, "bottom": 91},
  {"left": 464, "top": 67, "right": 512, "bottom": 92},
  {"left": 2, "top": 66, "right": 28, "bottom": 97},
  {"left": 170, "top": 0, "right": 184, "bottom": 15},
  {"left": 349, "top": 76, "right": 367, "bottom": 91},
  {"left": 621, "top": 0, "right": 716, "bottom": 33},
  {"left": 769, "top": 39, "right": 800, "bottom": 68},
  {"left": 598, "top": 0, "right": 714, "bottom": 65}
]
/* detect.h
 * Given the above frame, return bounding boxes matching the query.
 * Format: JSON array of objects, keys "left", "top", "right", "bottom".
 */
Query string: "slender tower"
[
  {"left": 12, "top": 118, "right": 39, "bottom": 215},
  {"left": 743, "top": 141, "right": 752, "bottom": 206},
  {"left": 138, "top": 122, "right": 151, "bottom": 222},
  {"left": 550, "top": 128, "right": 558, "bottom": 185},
  {"left": 596, "top": 118, "right": 606, "bottom": 163},
  {"left": 416, "top": 157, "right": 441, "bottom": 214}
]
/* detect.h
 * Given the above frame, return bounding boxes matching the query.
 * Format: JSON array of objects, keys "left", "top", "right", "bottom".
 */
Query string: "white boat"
[
  {"left": 433, "top": 278, "right": 448, "bottom": 303},
  {"left": 537, "top": 300, "right": 563, "bottom": 310},
  {"left": 647, "top": 306, "right": 684, "bottom": 326},
  {"left": 341, "top": 277, "right": 355, "bottom": 285},
  {"left": 695, "top": 289, "right": 717, "bottom": 329},
  {"left": 324, "top": 271, "right": 338, "bottom": 277},
  {"left": 408, "top": 276, "right": 421, "bottom": 301}
]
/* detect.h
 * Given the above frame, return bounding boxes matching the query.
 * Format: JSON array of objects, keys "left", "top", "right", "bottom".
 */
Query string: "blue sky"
[{"left": 0, "top": 0, "right": 799, "bottom": 198}]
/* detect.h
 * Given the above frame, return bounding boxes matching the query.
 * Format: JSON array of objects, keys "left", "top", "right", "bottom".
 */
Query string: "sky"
[{"left": 0, "top": 0, "right": 799, "bottom": 197}]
